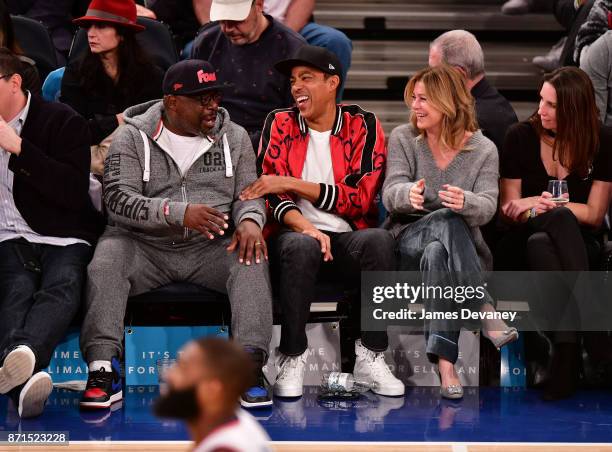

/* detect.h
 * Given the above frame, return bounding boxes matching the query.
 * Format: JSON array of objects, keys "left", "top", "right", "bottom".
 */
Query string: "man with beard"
[
  {"left": 79, "top": 59, "right": 274, "bottom": 410},
  {"left": 154, "top": 338, "right": 271, "bottom": 451}
]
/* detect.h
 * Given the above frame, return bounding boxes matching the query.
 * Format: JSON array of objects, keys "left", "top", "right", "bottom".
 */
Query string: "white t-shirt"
[
  {"left": 296, "top": 129, "right": 352, "bottom": 233},
  {"left": 157, "top": 127, "right": 211, "bottom": 175},
  {"left": 193, "top": 409, "right": 272, "bottom": 452},
  {"left": 263, "top": 0, "right": 290, "bottom": 22}
]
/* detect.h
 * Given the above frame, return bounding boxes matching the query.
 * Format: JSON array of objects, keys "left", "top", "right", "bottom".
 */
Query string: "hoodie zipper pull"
[{"left": 181, "top": 178, "right": 188, "bottom": 241}]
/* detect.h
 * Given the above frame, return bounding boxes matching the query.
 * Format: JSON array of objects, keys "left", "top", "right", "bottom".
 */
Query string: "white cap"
[{"left": 210, "top": 0, "right": 253, "bottom": 21}]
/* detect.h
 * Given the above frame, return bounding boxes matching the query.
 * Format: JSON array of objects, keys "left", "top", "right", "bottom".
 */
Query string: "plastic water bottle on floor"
[{"left": 321, "top": 372, "right": 377, "bottom": 393}]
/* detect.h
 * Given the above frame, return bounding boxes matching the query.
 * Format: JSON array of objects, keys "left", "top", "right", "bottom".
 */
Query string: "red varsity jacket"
[{"left": 256, "top": 104, "right": 387, "bottom": 231}]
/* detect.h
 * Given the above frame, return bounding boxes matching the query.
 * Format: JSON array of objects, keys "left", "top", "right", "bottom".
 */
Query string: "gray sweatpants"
[{"left": 80, "top": 226, "right": 273, "bottom": 362}]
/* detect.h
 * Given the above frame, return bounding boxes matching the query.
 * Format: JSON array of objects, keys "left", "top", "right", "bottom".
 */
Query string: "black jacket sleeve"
[{"left": 9, "top": 107, "right": 91, "bottom": 210}]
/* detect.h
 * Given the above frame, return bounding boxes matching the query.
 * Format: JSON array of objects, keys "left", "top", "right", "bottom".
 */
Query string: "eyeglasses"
[
  {"left": 0, "top": 74, "right": 14, "bottom": 81},
  {"left": 183, "top": 92, "right": 223, "bottom": 107}
]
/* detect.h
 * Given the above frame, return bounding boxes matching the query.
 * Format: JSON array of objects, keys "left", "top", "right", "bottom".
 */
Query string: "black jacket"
[
  {"left": 8, "top": 95, "right": 105, "bottom": 243},
  {"left": 472, "top": 77, "right": 518, "bottom": 153},
  {"left": 60, "top": 57, "right": 164, "bottom": 145}
]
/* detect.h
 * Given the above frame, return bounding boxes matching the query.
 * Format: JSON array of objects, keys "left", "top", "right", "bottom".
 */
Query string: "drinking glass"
[{"left": 547, "top": 180, "right": 569, "bottom": 204}]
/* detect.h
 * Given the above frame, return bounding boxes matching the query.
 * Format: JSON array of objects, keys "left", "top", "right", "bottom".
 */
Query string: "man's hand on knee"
[
  {"left": 183, "top": 204, "right": 229, "bottom": 240},
  {"left": 227, "top": 219, "right": 267, "bottom": 265},
  {"left": 301, "top": 227, "right": 333, "bottom": 262}
]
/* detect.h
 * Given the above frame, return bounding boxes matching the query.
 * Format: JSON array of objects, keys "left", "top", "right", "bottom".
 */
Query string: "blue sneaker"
[
  {"left": 80, "top": 357, "right": 123, "bottom": 409},
  {"left": 240, "top": 349, "right": 272, "bottom": 408}
]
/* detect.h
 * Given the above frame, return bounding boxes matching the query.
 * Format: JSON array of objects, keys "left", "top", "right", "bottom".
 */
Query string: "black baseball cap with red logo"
[{"left": 162, "top": 60, "right": 231, "bottom": 96}]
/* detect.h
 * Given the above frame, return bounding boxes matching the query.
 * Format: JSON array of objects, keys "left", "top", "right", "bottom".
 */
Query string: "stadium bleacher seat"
[
  {"left": 314, "top": 0, "right": 562, "bottom": 32},
  {"left": 11, "top": 14, "right": 58, "bottom": 83}
]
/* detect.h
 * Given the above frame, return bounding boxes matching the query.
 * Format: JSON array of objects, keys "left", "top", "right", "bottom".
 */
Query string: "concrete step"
[
  {"left": 346, "top": 40, "right": 551, "bottom": 91},
  {"left": 350, "top": 100, "right": 537, "bottom": 137},
  {"left": 314, "top": 2, "right": 561, "bottom": 32}
]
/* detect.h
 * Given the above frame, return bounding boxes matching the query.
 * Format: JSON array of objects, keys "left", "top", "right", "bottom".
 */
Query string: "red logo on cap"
[
  {"left": 197, "top": 70, "right": 217, "bottom": 83},
  {"left": 173, "top": 83, "right": 183, "bottom": 91}
]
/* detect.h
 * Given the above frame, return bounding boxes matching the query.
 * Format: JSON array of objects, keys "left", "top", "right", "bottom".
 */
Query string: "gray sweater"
[
  {"left": 103, "top": 100, "right": 265, "bottom": 245},
  {"left": 581, "top": 30, "right": 612, "bottom": 126},
  {"left": 382, "top": 124, "right": 499, "bottom": 270}
]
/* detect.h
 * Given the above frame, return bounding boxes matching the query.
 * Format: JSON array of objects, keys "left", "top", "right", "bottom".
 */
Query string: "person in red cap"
[{"left": 60, "top": 0, "right": 163, "bottom": 175}]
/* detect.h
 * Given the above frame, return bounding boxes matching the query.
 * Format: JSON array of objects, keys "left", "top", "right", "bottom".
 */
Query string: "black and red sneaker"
[{"left": 80, "top": 357, "right": 123, "bottom": 409}]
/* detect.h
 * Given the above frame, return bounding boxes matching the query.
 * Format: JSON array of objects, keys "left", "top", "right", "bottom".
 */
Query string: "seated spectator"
[
  {"left": 79, "top": 60, "right": 273, "bottom": 411},
  {"left": 154, "top": 338, "right": 271, "bottom": 451},
  {"left": 428, "top": 30, "right": 518, "bottom": 154},
  {"left": 136, "top": 0, "right": 201, "bottom": 58},
  {"left": 498, "top": 67, "right": 612, "bottom": 400},
  {"left": 194, "top": 0, "right": 352, "bottom": 99},
  {"left": 533, "top": 0, "right": 594, "bottom": 71},
  {"left": 0, "top": 48, "right": 103, "bottom": 418},
  {"left": 242, "top": 45, "right": 405, "bottom": 399},
  {"left": 191, "top": 0, "right": 305, "bottom": 150},
  {"left": 60, "top": 0, "right": 164, "bottom": 176},
  {"left": 6, "top": 0, "right": 89, "bottom": 66},
  {"left": 575, "top": 0, "right": 612, "bottom": 64},
  {"left": 581, "top": 30, "right": 612, "bottom": 125},
  {"left": 1, "top": 1, "right": 41, "bottom": 93},
  {"left": 382, "top": 65, "right": 517, "bottom": 400}
]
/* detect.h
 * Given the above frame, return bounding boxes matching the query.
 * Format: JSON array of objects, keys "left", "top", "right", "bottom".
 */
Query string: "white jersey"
[{"left": 193, "top": 409, "right": 272, "bottom": 452}]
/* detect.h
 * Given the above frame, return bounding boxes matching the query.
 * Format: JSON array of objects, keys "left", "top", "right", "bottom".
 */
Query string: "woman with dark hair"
[
  {"left": 383, "top": 65, "right": 518, "bottom": 400},
  {"left": 499, "top": 66, "right": 612, "bottom": 400},
  {"left": 60, "top": 0, "right": 163, "bottom": 175},
  {"left": 0, "top": 0, "right": 41, "bottom": 93}
]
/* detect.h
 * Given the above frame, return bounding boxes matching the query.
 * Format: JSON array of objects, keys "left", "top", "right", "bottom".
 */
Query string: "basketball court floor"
[{"left": 1, "top": 385, "right": 611, "bottom": 451}]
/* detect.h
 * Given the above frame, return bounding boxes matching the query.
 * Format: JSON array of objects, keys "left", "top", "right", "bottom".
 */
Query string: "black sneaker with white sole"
[
  {"left": 0, "top": 345, "right": 36, "bottom": 394},
  {"left": 18, "top": 371, "right": 53, "bottom": 418},
  {"left": 80, "top": 357, "right": 123, "bottom": 409},
  {"left": 240, "top": 373, "right": 272, "bottom": 408},
  {"left": 240, "top": 348, "right": 272, "bottom": 408}
]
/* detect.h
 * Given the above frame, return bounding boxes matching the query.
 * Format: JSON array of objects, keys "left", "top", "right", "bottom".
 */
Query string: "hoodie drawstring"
[
  {"left": 140, "top": 130, "right": 151, "bottom": 182},
  {"left": 139, "top": 129, "right": 232, "bottom": 181},
  {"left": 222, "top": 133, "right": 233, "bottom": 178}
]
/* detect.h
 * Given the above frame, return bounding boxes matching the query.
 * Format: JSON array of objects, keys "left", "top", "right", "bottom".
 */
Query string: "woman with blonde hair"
[{"left": 383, "top": 65, "right": 518, "bottom": 399}]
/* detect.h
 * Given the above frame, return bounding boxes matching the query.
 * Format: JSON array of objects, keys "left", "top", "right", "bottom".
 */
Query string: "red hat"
[{"left": 73, "top": 0, "right": 145, "bottom": 32}]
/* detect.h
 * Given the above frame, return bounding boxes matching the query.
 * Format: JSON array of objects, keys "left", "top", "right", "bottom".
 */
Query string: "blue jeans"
[
  {"left": 300, "top": 22, "right": 353, "bottom": 100},
  {"left": 0, "top": 239, "right": 92, "bottom": 382},
  {"left": 396, "top": 209, "right": 488, "bottom": 364}
]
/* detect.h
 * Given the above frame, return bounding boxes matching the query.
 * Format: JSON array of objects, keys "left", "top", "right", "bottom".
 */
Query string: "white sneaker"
[
  {"left": 353, "top": 340, "right": 404, "bottom": 397},
  {"left": 18, "top": 372, "right": 53, "bottom": 418},
  {"left": 273, "top": 350, "right": 307, "bottom": 398},
  {"left": 0, "top": 345, "right": 36, "bottom": 394}
]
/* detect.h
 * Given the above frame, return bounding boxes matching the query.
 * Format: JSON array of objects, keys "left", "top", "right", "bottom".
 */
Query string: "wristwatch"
[{"left": 528, "top": 207, "right": 538, "bottom": 219}]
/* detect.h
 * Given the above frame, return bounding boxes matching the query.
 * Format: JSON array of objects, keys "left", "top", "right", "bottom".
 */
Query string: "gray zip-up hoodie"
[{"left": 103, "top": 100, "right": 265, "bottom": 244}]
